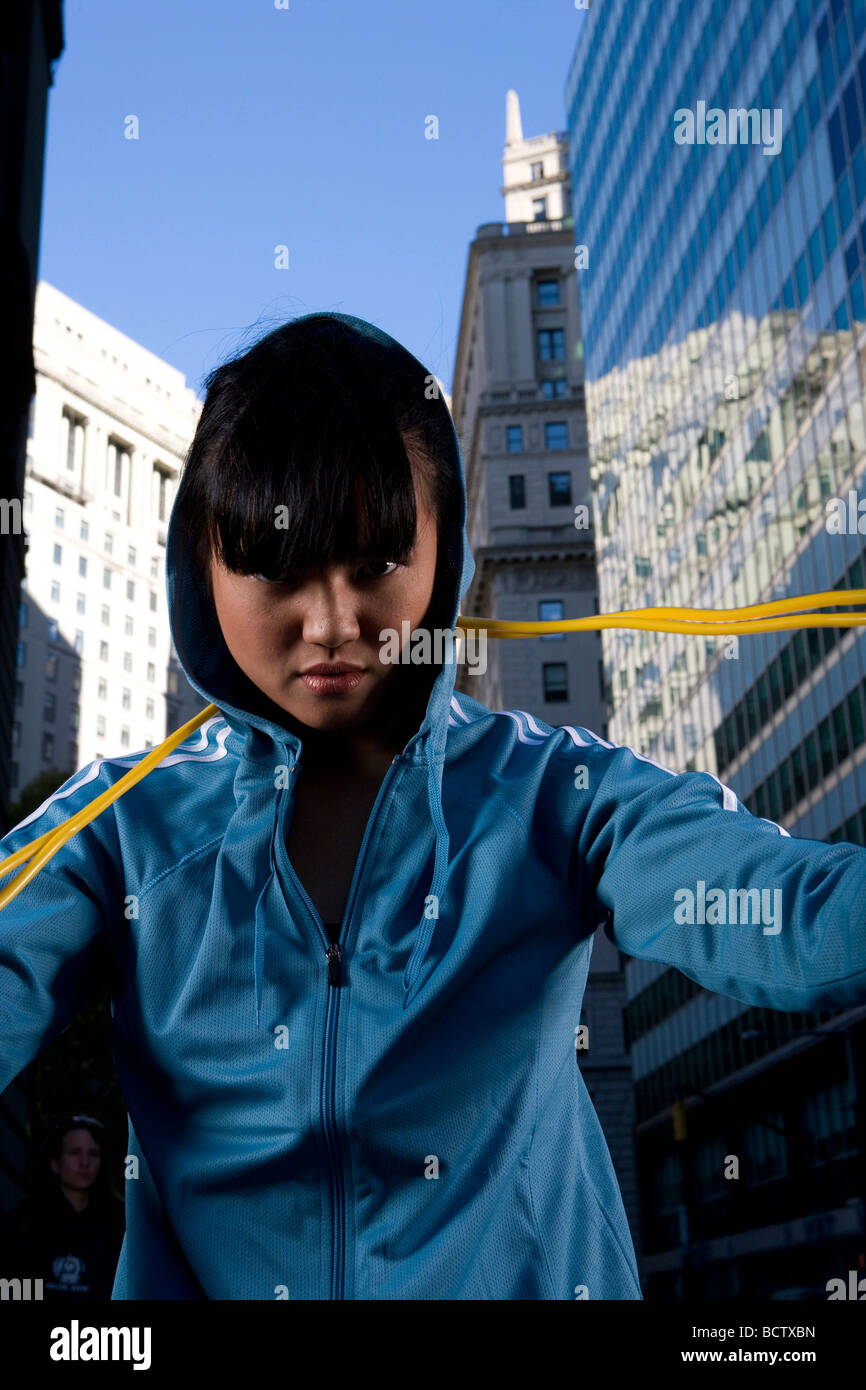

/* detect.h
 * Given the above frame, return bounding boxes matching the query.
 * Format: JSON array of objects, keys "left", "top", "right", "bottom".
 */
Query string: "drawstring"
[{"left": 402, "top": 718, "right": 450, "bottom": 1009}]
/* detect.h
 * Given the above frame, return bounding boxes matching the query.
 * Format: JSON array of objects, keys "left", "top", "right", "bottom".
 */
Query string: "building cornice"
[
  {"left": 472, "top": 540, "right": 597, "bottom": 566},
  {"left": 34, "top": 353, "right": 197, "bottom": 462}
]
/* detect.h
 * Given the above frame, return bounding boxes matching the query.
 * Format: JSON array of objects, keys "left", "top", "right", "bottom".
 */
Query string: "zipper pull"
[{"left": 326, "top": 943, "right": 343, "bottom": 987}]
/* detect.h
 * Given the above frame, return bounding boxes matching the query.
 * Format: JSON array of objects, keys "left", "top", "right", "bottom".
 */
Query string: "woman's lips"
[{"left": 300, "top": 669, "right": 366, "bottom": 695}]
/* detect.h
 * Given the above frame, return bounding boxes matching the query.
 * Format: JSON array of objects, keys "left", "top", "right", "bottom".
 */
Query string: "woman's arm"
[
  {"left": 560, "top": 735, "right": 866, "bottom": 1011},
  {"left": 0, "top": 768, "right": 121, "bottom": 1093}
]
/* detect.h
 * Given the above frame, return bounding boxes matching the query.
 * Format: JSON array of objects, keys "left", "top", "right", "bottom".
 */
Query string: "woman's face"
[{"left": 209, "top": 480, "right": 440, "bottom": 737}]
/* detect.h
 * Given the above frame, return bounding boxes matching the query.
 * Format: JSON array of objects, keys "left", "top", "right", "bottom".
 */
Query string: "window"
[
  {"left": 509, "top": 474, "right": 526, "bottom": 509},
  {"left": 71, "top": 663, "right": 81, "bottom": 691},
  {"left": 43, "top": 692, "right": 56, "bottom": 723},
  {"left": 79, "top": 556, "right": 87, "bottom": 577},
  {"left": 150, "top": 556, "right": 159, "bottom": 579},
  {"left": 121, "top": 726, "right": 130, "bottom": 748},
  {"left": 147, "top": 662, "right": 156, "bottom": 683},
  {"left": 543, "top": 662, "right": 568, "bottom": 702},
  {"left": 128, "top": 546, "right": 137, "bottom": 566},
  {"left": 104, "top": 531, "right": 114, "bottom": 555},
  {"left": 149, "top": 590, "right": 157, "bottom": 611},
  {"left": 167, "top": 670, "right": 179, "bottom": 694},
  {"left": 98, "top": 678, "right": 107, "bottom": 699},
  {"left": 127, "top": 579, "right": 135, "bottom": 601},
  {"left": 103, "top": 567, "right": 111, "bottom": 590},
  {"left": 96, "top": 715, "right": 106, "bottom": 737},
  {"left": 547, "top": 471, "right": 572, "bottom": 505},
  {"left": 53, "top": 543, "right": 62, "bottom": 564},
  {"left": 80, "top": 518, "right": 89, "bottom": 542},
  {"left": 69, "top": 703, "right": 79, "bottom": 731},
  {"left": 122, "top": 688, "right": 131, "bottom": 709},
  {"left": 531, "top": 196, "right": 547, "bottom": 221},
  {"left": 47, "top": 618, "right": 59, "bottom": 642},
  {"left": 545, "top": 421, "right": 568, "bottom": 450},
  {"left": 800, "top": 1076, "right": 857, "bottom": 1165},
  {"left": 18, "top": 600, "right": 28, "bottom": 627},
  {"left": 145, "top": 698, "right": 154, "bottom": 720},
  {"left": 99, "top": 640, "right": 108, "bottom": 661},
  {"left": 538, "top": 328, "right": 565, "bottom": 361},
  {"left": 107, "top": 438, "right": 130, "bottom": 498},
  {"left": 76, "top": 592, "right": 85, "bottom": 614},
  {"left": 73, "top": 630, "right": 83, "bottom": 654},
  {"left": 849, "top": 686, "right": 866, "bottom": 747},
  {"left": 16, "top": 640, "right": 26, "bottom": 668},
  {"left": 55, "top": 507, "right": 64, "bottom": 529},
  {"left": 50, "top": 581, "right": 60, "bottom": 602},
  {"left": 41, "top": 731, "right": 54, "bottom": 762},
  {"left": 63, "top": 408, "right": 85, "bottom": 474},
  {"left": 539, "top": 599, "right": 565, "bottom": 639},
  {"left": 101, "top": 605, "right": 110, "bottom": 626},
  {"left": 123, "top": 651, "right": 133, "bottom": 672},
  {"left": 148, "top": 626, "right": 156, "bottom": 648},
  {"left": 537, "top": 279, "right": 560, "bottom": 306},
  {"left": 542, "top": 379, "right": 567, "bottom": 398},
  {"left": 154, "top": 466, "right": 170, "bottom": 522},
  {"left": 125, "top": 615, "right": 134, "bottom": 636},
  {"left": 530, "top": 160, "right": 543, "bottom": 180},
  {"left": 506, "top": 425, "right": 523, "bottom": 453}
]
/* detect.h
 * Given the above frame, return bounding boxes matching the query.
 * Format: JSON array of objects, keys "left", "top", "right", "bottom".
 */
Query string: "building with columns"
[{"left": 12, "top": 281, "right": 208, "bottom": 800}]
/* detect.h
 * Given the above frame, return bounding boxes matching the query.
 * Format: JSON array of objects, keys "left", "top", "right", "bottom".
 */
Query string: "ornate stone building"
[{"left": 449, "top": 90, "right": 640, "bottom": 1259}]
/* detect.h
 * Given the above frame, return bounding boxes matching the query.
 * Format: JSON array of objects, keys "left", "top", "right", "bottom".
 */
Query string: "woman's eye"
[
  {"left": 360, "top": 560, "right": 399, "bottom": 578},
  {"left": 251, "top": 563, "right": 398, "bottom": 583}
]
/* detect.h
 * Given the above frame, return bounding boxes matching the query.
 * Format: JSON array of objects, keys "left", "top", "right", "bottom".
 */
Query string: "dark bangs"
[{"left": 176, "top": 314, "right": 461, "bottom": 593}]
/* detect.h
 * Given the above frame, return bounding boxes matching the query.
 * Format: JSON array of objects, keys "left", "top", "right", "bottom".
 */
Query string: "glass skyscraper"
[{"left": 565, "top": 0, "right": 866, "bottom": 1297}]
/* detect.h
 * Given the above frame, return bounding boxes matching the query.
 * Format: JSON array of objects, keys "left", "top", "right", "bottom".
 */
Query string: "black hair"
[
  {"left": 173, "top": 314, "right": 463, "bottom": 633},
  {"left": 47, "top": 1114, "right": 106, "bottom": 1163}
]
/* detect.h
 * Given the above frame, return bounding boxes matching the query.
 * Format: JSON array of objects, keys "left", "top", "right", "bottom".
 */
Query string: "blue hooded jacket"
[{"left": 2, "top": 312, "right": 866, "bottom": 1300}]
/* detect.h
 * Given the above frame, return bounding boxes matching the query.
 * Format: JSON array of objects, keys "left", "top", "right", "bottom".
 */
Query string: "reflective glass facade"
[
  {"left": 565, "top": 0, "right": 866, "bottom": 854},
  {"left": 565, "top": 0, "right": 866, "bottom": 1290}
]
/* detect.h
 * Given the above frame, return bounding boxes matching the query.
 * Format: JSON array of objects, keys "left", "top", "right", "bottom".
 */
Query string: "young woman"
[{"left": 0, "top": 311, "right": 864, "bottom": 1301}]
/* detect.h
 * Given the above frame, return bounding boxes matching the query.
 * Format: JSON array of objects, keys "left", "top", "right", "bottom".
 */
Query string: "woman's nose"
[{"left": 300, "top": 582, "right": 362, "bottom": 648}]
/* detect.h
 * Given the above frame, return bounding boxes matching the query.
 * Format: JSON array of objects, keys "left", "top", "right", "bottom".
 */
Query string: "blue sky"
[{"left": 39, "top": 0, "right": 585, "bottom": 401}]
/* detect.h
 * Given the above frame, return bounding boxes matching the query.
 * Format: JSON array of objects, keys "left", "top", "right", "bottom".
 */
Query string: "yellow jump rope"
[{"left": 1, "top": 587, "right": 864, "bottom": 914}]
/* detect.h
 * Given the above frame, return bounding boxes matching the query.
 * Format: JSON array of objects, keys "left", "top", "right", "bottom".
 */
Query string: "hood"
[{"left": 166, "top": 310, "right": 476, "bottom": 1012}]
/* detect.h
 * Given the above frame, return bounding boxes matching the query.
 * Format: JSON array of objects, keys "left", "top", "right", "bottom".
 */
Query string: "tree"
[{"left": 7, "top": 767, "right": 75, "bottom": 827}]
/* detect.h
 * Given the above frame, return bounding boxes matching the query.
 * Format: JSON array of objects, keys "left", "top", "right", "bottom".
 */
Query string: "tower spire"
[{"left": 505, "top": 89, "right": 523, "bottom": 146}]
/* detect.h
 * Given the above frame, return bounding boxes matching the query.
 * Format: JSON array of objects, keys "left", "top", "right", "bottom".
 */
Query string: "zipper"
[
  {"left": 326, "top": 943, "right": 343, "bottom": 986},
  {"left": 272, "top": 746, "right": 403, "bottom": 1301}
]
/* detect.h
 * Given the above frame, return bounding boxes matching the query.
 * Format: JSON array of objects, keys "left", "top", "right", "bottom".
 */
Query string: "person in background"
[{"left": 0, "top": 1114, "right": 125, "bottom": 1298}]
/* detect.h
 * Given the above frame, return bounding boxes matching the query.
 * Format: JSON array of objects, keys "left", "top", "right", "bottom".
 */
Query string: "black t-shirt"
[{"left": 0, "top": 1186, "right": 125, "bottom": 1298}]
